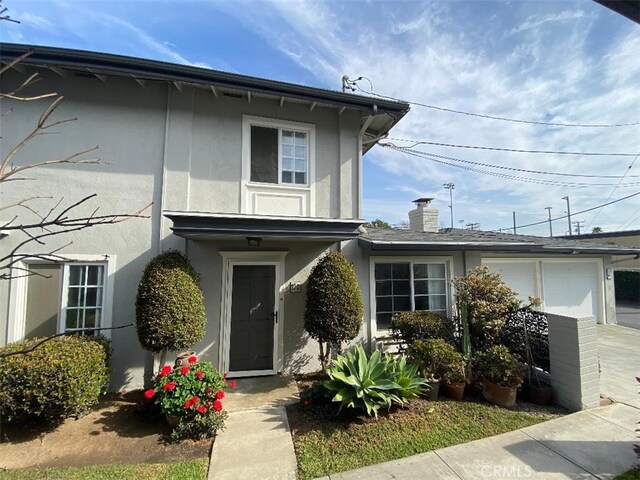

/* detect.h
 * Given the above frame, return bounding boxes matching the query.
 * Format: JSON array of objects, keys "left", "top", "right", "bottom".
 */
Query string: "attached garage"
[{"left": 483, "top": 259, "right": 604, "bottom": 323}]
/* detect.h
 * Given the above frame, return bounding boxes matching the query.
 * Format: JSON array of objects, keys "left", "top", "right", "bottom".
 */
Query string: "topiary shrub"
[
  {"left": 0, "top": 336, "right": 110, "bottom": 423},
  {"left": 390, "top": 311, "right": 452, "bottom": 347},
  {"left": 136, "top": 250, "right": 206, "bottom": 353},
  {"left": 304, "top": 252, "right": 363, "bottom": 368}
]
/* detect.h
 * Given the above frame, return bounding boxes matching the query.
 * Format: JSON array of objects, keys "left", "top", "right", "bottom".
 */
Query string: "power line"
[
  {"left": 380, "top": 144, "right": 640, "bottom": 187},
  {"left": 585, "top": 151, "right": 640, "bottom": 230},
  {"left": 493, "top": 190, "right": 640, "bottom": 232},
  {"left": 386, "top": 138, "right": 638, "bottom": 157},
  {"left": 351, "top": 81, "right": 640, "bottom": 128}
]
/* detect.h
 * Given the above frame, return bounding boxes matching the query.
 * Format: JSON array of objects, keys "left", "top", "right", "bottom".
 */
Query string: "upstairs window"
[{"left": 250, "top": 125, "right": 308, "bottom": 186}]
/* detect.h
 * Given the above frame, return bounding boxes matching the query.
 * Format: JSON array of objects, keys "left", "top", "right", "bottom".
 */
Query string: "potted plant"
[
  {"left": 406, "top": 338, "right": 451, "bottom": 400},
  {"left": 144, "top": 355, "right": 235, "bottom": 440},
  {"left": 439, "top": 346, "right": 467, "bottom": 401},
  {"left": 475, "top": 345, "right": 522, "bottom": 408}
]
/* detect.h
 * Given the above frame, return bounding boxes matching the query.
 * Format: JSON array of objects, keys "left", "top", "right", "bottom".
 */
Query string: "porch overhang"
[{"left": 165, "top": 211, "right": 363, "bottom": 241}]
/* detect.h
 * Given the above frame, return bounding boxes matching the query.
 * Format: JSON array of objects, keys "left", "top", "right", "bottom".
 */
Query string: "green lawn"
[
  {"left": 0, "top": 459, "right": 208, "bottom": 480},
  {"left": 616, "top": 470, "right": 640, "bottom": 480},
  {"left": 288, "top": 397, "right": 560, "bottom": 480}
]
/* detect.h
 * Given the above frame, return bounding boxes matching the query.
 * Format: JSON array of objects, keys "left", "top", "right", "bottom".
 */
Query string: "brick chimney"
[{"left": 409, "top": 198, "right": 439, "bottom": 233}]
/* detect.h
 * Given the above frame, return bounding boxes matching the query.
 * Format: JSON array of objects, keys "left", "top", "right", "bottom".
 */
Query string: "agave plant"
[{"left": 324, "top": 344, "right": 426, "bottom": 417}]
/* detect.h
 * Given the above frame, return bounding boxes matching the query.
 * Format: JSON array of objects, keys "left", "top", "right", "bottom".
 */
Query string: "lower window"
[
  {"left": 24, "top": 262, "right": 107, "bottom": 338},
  {"left": 374, "top": 261, "right": 448, "bottom": 330}
]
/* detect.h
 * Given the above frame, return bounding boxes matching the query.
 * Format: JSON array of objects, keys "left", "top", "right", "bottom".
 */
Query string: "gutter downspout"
[
  {"left": 159, "top": 83, "right": 172, "bottom": 253},
  {"left": 358, "top": 113, "right": 374, "bottom": 221}
]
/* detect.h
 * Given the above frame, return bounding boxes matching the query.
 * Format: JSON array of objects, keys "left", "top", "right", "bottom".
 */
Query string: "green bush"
[
  {"left": 475, "top": 345, "right": 522, "bottom": 388},
  {"left": 135, "top": 250, "right": 206, "bottom": 353},
  {"left": 0, "top": 335, "right": 110, "bottom": 423},
  {"left": 324, "top": 344, "right": 425, "bottom": 418},
  {"left": 304, "top": 252, "right": 363, "bottom": 367},
  {"left": 390, "top": 311, "right": 452, "bottom": 346},
  {"left": 406, "top": 338, "right": 460, "bottom": 381}
]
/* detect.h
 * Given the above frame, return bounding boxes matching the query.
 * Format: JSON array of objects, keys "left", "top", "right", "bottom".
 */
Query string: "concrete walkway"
[
  {"left": 616, "top": 301, "right": 640, "bottom": 330},
  {"left": 208, "top": 376, "right": 298, "bottom": 480},
  {"left": 598, "top": 324, "right": 640, "bottom": 408},
  {"left": 317, "top": 403, "right": 638, "bottom": 479}
]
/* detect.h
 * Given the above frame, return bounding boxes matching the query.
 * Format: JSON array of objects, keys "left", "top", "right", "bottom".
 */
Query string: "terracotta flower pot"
[
  {"left": 166, "top": 414, "right": 180, "bottom": 428},
  {"left": 423, "top": 379, "right": 440, "bottom": 400},
  {"left": 525, "top": 383, "right": 552, "bottom": 405},
  {"left": 442, "top": 381, "right": 465, "bottom": 401},
  {"left": 481, "top": 379, "right": 518, "bottom": 408}
]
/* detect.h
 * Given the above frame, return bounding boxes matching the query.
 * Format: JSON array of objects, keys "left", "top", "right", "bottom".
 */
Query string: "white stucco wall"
[{"left": 0, "top": 66, "right": 366, "bottom": 389}]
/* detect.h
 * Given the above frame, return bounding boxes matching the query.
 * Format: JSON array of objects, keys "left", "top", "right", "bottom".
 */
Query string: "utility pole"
[
  {"left": 545, "top": 206, "right": 553, "bottom": 237},
  {"left": 466, "top": 222, "right": 480, "bottom": 231},
  {"left": 562, "top": 196, "right": 572, "bottom": 236},
  {"left": 572, "top": 220, "right": 585, "bottom": 235},
  {"left": 512, "top": 211, "right": 517, "bottom": 234},
  {"left": 443, "top": 183, "right": 455, "bottom": 229}
]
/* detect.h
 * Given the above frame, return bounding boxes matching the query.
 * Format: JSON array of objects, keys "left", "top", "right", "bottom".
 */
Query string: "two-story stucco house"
[
  {"left": 0, "top": 43, "right": 409, "bottom": 388},
  {"left": 2, "top": 44, "right": 637, "bottom": 391}
]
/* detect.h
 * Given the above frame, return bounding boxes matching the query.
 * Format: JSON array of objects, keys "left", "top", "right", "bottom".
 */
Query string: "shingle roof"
[{"left": 358, "top": 227, "right": 640, "bottom": 255}]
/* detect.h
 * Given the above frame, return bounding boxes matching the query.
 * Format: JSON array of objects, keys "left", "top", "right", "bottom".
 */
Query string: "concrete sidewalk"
[
  {"left": 598, "top": 324, "right": 640, "bottom": 408},
  {"left": 207, "top": 376, "right": 298, "bottom": 480},
  {"left": 317, "top": 403, "right": 638, "bottom": 480}
]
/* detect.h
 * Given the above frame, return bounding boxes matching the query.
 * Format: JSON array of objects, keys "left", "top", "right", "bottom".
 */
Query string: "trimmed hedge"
[
  {"left": 135, "top": 250, "right": 206, "bottom": 353},
  {"left": 0, "top": 335, "right": 110, "bottom": 422},
  {"left": 391, "top": 311, "right": 452, "bottom": 346}
]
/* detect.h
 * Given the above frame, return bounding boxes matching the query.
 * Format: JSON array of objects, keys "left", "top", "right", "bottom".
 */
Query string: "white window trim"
[
  {"left": 369, "top": 256, "right": 454, "bottom": 336},
  {"left": 7, "top": 254, "right": 116, "bottom": 343},
  {"left": 241, "top": 115, "right": 316, "bottom": 214},
  {"left": 218, "top": 251, "right": 287, "bottom": 376}
]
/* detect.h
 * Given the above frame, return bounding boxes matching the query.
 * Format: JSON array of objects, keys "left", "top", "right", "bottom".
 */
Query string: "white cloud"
[{"left": 509, "top": 10, "right": 589, "bottom": 35}]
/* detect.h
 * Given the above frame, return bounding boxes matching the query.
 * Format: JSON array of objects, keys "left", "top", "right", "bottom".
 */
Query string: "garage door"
[
  {"left": 542, "top": 262, "right": 600, "bottom": 320},
  {"left": 483, "top": 260, "right": 603, "bottom": 323}
]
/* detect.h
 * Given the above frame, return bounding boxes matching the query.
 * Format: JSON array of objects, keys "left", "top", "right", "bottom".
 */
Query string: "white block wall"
[{"left": 547, "top": 313, "right": 600, "bottom": 411}]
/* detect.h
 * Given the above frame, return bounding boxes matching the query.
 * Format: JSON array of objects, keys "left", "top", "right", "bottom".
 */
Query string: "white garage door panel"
[
  {"left": 542, "top": 262, "right": 599, "bottom": 319},
  {"left": 482, "top": 261, "right": 537, "bottom": 301}
]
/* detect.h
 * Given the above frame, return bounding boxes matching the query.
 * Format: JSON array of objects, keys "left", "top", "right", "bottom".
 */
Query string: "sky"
[{"left": 2, "top": 0, "right": 639, "bottom": 236}]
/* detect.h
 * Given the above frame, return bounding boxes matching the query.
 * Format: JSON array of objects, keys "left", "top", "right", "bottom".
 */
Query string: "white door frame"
[{"left": 218, "top": 251, "right": 287, "bottom": 377}]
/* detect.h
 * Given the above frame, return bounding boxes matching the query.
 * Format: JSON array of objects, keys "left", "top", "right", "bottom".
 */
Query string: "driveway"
[
  {"left": 616, "top": 300, "right": 640, "bottom": 329},
  {"left": 598, "top": 324, "right": 640, "bottom": 408}
]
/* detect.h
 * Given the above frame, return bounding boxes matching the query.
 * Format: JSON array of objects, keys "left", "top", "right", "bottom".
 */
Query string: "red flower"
[
  {"left": 228, "top": 380, "right": 237, "bottom": 388},
  {"left": 159, "top": 365, "right": 172, "bottom": 378},
  {"left": 163, "top": 382, "right": 176, "bottom": 391},
  {"left": 215, "top": 390, "right": 225, "bottom": 400},
  {"left": 212, "top": 400, "right": 223, "bottom": 411},
  {"left": 184, "top": 399, "right": 194, "bottom": 408},
  {"left": 191, "top": 395, "right": 199, "bottom": 404},
  {"left": 303, "top": 400, "right": 310, "bottom": 406},
  {"left": 144, "top": 388, "right": 155, "bottom": 400},
  {"left": 196, "top": 370, "right": 205, "bottom": 380},
  {"left": 188, "top": 355, "right": 197, "bottom": 364},
  {"left": 196, "top": 405, "right": 207, "bottom": 414},
  {"left": 180, "top": 366, "right": 190, "bottom": 375}
]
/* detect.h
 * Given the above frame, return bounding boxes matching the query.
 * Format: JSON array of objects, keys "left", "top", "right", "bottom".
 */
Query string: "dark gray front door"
[{"left": 229, "top": 265, "right": 276, "bottom": 372}]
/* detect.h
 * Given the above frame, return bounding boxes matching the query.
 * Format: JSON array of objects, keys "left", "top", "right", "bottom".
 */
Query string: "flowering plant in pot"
[
  {"left": 145, "top": 355, "right": 236, "bottom": 440},
  {"left": 475, "top": 345, "right": 522, "bottom": 408},
  {"left": 438, "top": 345, "right": 467, "bottom": 401}
]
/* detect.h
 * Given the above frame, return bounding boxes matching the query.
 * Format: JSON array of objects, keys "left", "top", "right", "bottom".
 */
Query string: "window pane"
[
  {"left": 392, "top": 263, "right": 410, "bottom": 279},
  {"left": 375, "top": 264, "right": 392, "bottom": 280},
  {"left": 429, "top": 280, "right": 446, "bottom": 295},
  {"left": 84, "top": 309, "right": 100, "bottom": 328},
  {"left": 65, "top": 309, "right": 79, "bottom": 329},
  {"left": 282, "top": 130, "right": 295, "bottom": 143},
  {"left": 393, "top": 279, "right": 410, "bottom": 296},
  {"left": 431, "top": 295, "right": 447, "bottom": 311},
  {"left": 67, "top": 287, "right": 84, "bottom": 307},
  {"left": 414, "top": 280, "right": 428, "bottom": 295},
  {"left": 250, "top": 126, "right": 278, "bottom": 183},
  {"left": 69, "top": 265, "right": 85, "bottom": 286},
  {"left": 87, "top": 265, "right": 104, "bottom": 286},
  {"left": 375, "top": 280, "right": 391, "bottom": 296},
  {"left": 376, "top": 296, "right": 393, "bottom": 312},
  {"left": 282, "top": 171, "right": 292, "bottom": 183},
  {"left": 85, "top": 287, "right": 103, "bottom": 307},
  {"left": 294, "top": 172, "right": 306, "bottom": 184},
  {"left": 295, "top": 146, "right": 306, "bottom": 158},
  {"left": 295, "top": 158, "right": 306, "bottom": 173},
  {"left": 394, "top": 296, "right": 411, "bottom": 312},
  {"left": 282, "top": 144, "right": 294, "bottom": 157},
  {"left": 282, "top": 157, "right": 293, "bottom": 171},
  {"left": 428, "top": 264, "right": 446, "bottom": 278},
  {"left": 294, "top": 132, "right": 306, "bottom": 145},
  {"left": 413, "top": 264, "right": 429, "bottom": 279},
  {"left": 414, "top": 296, "right": 429, "bottom": 311}
]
